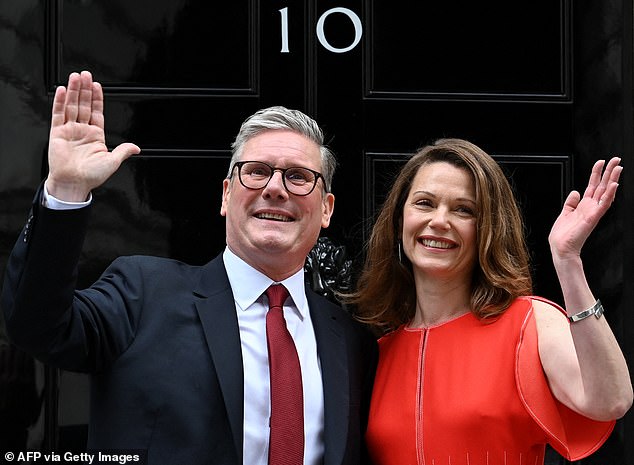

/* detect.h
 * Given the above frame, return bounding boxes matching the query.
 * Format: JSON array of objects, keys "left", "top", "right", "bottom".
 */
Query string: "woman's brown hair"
[{"left": 347, "top": 138, "right": 533, "bottom": 332}]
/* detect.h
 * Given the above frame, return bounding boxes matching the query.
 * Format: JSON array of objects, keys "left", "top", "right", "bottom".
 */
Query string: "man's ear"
[
  {"left": 321, "top": 193, "right": 335, "bottom": 228},
  {"left": 220, "top": 178, "right": 231, "bottom": 217}
]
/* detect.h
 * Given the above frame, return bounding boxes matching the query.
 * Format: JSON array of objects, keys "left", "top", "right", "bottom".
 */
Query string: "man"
[{"left": 1, "top": 71, "right": 377, "bottom": 464}]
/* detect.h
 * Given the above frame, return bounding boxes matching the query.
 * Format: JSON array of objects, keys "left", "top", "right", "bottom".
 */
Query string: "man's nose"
[{"left": 262, "top": 170, "right": 288, "bottom": 197}]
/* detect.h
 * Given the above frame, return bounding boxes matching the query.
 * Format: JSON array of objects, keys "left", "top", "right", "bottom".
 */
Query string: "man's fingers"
[
  {"left": 52, "top": 71, "right": 106, "bottom": 130},
  {"left": 63, "top": 71, "right": 95, "bottom": 124},
  {"left": 51, "top": 86, "right": 67, "bottom": 128},
  {"left": 90, "top": 82, "right": 105, "bottom": 129},
  {"left": 77, "top": 71, "right": 94, "bottom": 124},
  {"left": 112, "top": 143, "right": 141, "bottom": 164},
  {"left": 64, "top": 72, "right": 81, "bottom": 123}
]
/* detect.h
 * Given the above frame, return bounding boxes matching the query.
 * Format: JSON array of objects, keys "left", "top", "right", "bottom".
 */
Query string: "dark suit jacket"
[{"left": 1, "top": 188, "right": 378, "bottom": 464}]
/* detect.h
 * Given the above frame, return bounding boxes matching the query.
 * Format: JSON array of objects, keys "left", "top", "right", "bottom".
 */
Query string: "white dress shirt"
[
  {"left": 223, "top": 247, "right": 325, "bottom": 465},
  {"left": 42, "top": 182, "right": 92, "bottom": 209}
]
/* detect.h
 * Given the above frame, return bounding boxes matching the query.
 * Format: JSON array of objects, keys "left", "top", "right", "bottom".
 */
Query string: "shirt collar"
[{"left": 223, "top": 247, "right": 309, "bottom": 318}]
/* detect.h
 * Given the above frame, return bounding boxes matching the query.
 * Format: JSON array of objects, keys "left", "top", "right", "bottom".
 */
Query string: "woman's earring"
[{"left": 398, "top": 241, "right": 403, "bottom": 263}]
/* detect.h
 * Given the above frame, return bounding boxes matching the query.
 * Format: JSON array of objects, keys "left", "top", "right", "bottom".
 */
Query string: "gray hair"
[{"left": 227, "top": 106, "right": 336, "bottom": 192}]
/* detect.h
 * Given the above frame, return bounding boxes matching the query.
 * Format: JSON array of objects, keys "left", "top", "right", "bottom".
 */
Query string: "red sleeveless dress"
[{"left": 366, "top": 297, "right": 614, "bottom": 465}]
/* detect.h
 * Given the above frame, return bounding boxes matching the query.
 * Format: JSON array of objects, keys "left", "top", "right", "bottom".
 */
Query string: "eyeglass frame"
[{"left": 230, "top": 160, "right": 328, "bottom": 196}]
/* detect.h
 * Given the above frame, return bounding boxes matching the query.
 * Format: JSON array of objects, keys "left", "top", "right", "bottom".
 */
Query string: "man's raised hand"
[{"left": 45, "top": 71, "right": 140, "bottom": 201}]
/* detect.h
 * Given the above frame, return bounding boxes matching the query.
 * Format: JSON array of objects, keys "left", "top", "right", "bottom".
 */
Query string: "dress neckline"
[{"left": 403, "top": 309, "right": 473, "bottom": 331}]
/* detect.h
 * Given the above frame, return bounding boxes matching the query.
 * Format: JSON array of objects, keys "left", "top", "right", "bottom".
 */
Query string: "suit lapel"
[
  {"left": 193, "top": 255, "right": 244, "bottom": 465},
  {"left": 308, "top": 289, "right": 349, "bottom": 465}
]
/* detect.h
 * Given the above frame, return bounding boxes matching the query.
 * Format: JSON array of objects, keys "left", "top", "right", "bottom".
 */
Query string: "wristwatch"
[{"left": 568, "top": 299, "right": 604, "bottom": 323}]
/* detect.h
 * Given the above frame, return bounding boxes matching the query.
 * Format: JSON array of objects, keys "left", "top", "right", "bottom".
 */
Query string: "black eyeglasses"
[{"left": 231, "top": 161, "right": 326, "bottom": 196}]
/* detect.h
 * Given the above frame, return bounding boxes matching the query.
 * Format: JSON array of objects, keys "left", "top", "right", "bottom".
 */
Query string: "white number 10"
[{"left": 279, "top": 7, "right": 363, "bottom": 54}]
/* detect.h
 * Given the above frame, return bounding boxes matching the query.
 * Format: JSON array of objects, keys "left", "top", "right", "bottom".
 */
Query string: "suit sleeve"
[{"left": 1, "top": 187, "right": 141, "bottom": 373}]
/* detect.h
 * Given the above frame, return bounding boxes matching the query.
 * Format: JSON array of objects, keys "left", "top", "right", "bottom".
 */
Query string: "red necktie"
[{"left": 265, "top": 284, "right": 304, "bottom": 465}]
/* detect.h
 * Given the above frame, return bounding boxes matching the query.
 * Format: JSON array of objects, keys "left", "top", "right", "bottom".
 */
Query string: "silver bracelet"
[{"left": 568, "top": 299, "right": 604, "bottom": 323}]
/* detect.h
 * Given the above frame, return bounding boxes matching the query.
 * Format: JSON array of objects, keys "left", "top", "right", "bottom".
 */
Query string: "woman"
[{"left": 349, "top": 139, "right": 632, "bottom": 464}]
